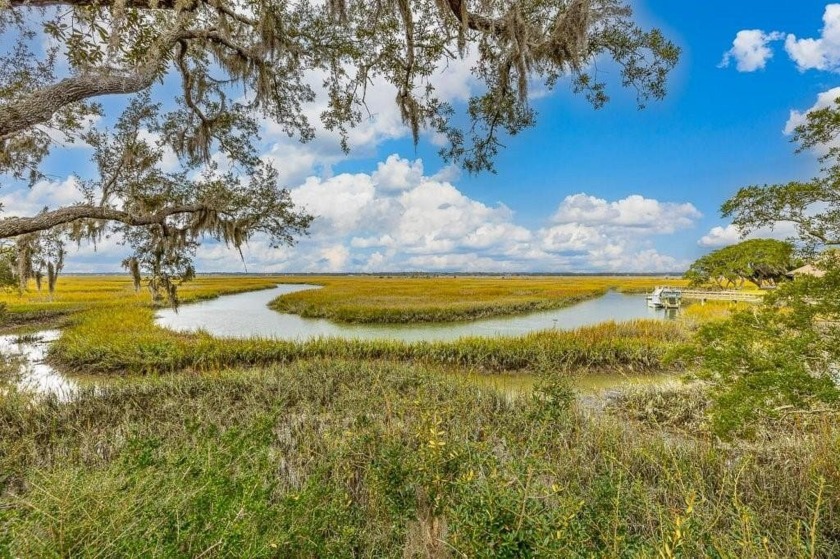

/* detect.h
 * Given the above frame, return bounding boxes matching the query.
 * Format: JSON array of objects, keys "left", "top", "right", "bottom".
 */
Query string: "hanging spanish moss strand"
[
  {"left": 127, "top": 257, "right": 142, "bottom": 292},
  {"left": 15, "top": 235, "right": 33, "bottom": 293},
  {"left": 12, "top": 229, "right": 66, "bottom": 294},
  {"left": 395, "top": 0, "right": 420, "bottom": 144},
  {"left": 546, "top": 0, "right": 592, "bottom": 73},
  {"left": 47, "top": 262, "right": 56, "bottom": 295}
]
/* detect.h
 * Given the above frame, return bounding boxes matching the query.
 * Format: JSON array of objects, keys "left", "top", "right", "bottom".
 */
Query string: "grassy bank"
[
  {"left": 53, "top": 300, "right": 685, "bottom": 375},
  {"left": 2, "top": 361, "right": 838, "bottom": 557},
  {"left": 268, "top": 276, "right": 687, "bottom": 323}
]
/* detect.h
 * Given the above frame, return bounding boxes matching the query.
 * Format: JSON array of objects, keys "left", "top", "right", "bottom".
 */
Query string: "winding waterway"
[
  {"left": 5, "top": 285, "right": 676, "bottom": 400},
  {"left": 156, "top": 284, "right": 674, "bottom": 342}
]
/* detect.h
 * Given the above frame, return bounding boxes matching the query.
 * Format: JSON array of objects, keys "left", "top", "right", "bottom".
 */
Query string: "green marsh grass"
[{"left": 2, "top": 361, "right": 838, "bottom": 557}]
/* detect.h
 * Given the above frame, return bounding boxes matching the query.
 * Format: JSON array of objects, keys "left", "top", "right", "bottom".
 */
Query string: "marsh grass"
[
  {"left": 2, "top": 361, "right": 838, "bottom": 557},
  {"left": 53, "top": 301, "right": 686, "bottom": 375},
  {"left": 679, "top": 300, "right": 753, "bottom": 324},
  {"left": 0, "top": 275, "right": 692, "bottom": 377},
  {"left": 607, "top": 383, "right": 712, "bottom": 434},
  {"left": 268, "top": 275, "right": 687, "bottom": 323},
  {"left": 1, "top": 276, "right": 838, "bottom": 556},
  {"left": 0, "top": 275, "right": 280, "bottom": 328}
]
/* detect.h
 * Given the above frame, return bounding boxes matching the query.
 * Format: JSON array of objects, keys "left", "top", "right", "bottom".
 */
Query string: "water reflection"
[
  {"left": 0, "top": 330, "right": 76, "bottom": 400},
  {"left": 663, "top": 308, "right": 680, "bottom": 321}
]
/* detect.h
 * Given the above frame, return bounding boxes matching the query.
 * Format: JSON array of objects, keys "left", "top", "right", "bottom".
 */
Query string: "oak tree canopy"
[
  {"left": 684, "top": 238, "right": 795, "bottom": 289},
  {"left": 0, "top": 0, "right": 679, "bottom": 301}
]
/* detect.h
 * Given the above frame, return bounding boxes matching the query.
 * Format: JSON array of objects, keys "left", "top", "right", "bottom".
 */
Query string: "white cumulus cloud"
[
  {"left": 722, "top": 5, "right": 840, "bottom": 74},
  {"left": 371, "top": 154, "right": 424, "bottom": 192},
  {"left": 0, "top": 177, "right": 85, "bottom": 217},
  {"left": 550, "top": 193, "right": 701, "bottom": 234},
  {"left": 531, "top": 193, "right": 700, "bottom": 272},
  {"left": 720, "top": 29, "right": 784, "bottom": 72},
  {"left": 785, "top": 4, "right": 840, "bottom": 72},
  {"left": 698, "top": 222, "right": 799, "bottom": 248},
  {"left": 7, "top": 155, "right": 700, "bottom": 274},
  {"left": 698, "top": 224, "right": 743, "bottom": 247}
]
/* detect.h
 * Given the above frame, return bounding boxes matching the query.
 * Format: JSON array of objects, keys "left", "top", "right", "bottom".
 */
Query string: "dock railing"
[{"left": 676, "top": 289, "right": 763, "bottom": 303}]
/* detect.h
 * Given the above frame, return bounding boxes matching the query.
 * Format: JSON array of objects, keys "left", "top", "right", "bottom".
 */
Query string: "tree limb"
[
  {"left": 0, "top": 72, "right": 158, "bottom": 139},
  {"left": 0, "top": 204, "right": 207, "bottom": 238},
  {"left": 8, "top": 0, "right": 179, "bottom": 8},
  {"left": 0, "top": 13, "right": 195, "bottom": 139},
  {"left": 0, "top": 11, "right": 273, "bottom": 140},
  {"left": 443, "top": 0, "right": 504, "bottom": 35}
]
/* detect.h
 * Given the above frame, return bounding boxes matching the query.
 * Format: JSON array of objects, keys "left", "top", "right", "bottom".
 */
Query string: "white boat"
[{"left": 647, "top": 286, "right": 682, "bottom": 309}]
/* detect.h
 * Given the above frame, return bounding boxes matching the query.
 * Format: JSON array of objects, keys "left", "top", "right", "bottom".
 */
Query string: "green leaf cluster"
[{"left": 679, "top": 255, "right": 840, "bottom": 437}]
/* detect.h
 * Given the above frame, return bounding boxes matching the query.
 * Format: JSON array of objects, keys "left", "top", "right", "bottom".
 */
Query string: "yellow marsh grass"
[
  {"left": 0, "top": 275, "right": 279, "bottom": 313},
  {"left": 0, "top": 275, "right": 280, "bottom": 332},
  {"left": 269, "top": 275, "right": 689, "bottom": 323},
  {"left": 680, "top": 300, "right": 753, "bottom": 323}
]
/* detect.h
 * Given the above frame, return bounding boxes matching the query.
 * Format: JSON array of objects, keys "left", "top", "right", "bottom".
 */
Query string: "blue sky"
[{"left": 4, "top": 1, "right": 840, "bottom": 273}]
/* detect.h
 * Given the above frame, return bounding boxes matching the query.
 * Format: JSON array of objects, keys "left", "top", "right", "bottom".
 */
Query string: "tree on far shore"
[{"left": 684, "top": 239, "right": 796, "bottom": 289}]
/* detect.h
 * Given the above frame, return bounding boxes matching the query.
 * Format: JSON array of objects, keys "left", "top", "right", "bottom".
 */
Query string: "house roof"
[{"left": 787, "top": 264, "right": 826, "bottom": 278}]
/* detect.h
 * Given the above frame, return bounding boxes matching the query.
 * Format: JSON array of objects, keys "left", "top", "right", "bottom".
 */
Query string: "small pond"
[{"left": 156, "top": 284, "right": 675, "bottom": 342}]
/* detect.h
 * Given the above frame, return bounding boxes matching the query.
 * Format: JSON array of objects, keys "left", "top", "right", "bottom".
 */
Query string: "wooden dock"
[{"left": 678, "top": 289, "right": 763, "bottom": 303}]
